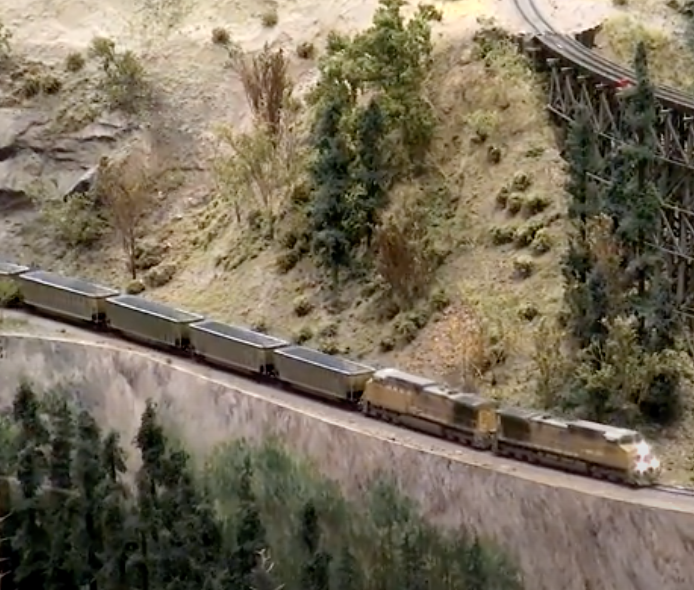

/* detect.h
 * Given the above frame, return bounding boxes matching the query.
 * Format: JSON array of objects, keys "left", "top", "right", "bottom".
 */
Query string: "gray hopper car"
[
  {"left": 273, "top": 345, "right": 376, "bottom": 402},
  {"left": 17, "top": 270, "right": 119, "bottom": 323},
  {"left": 190, "top": 320, "right": 289, "bottom": 375},
  {"left": 105, "top": 295, "right": 204, "bottom": 349},
  {"left": 0, "top": 261, "right": 30, "bottom": 278}
]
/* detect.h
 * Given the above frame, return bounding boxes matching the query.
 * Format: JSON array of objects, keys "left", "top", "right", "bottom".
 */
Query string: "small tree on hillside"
[
  {"left": 96, "top": 153, "right": 156, "bottom": 280},
  {"left": 229, "top": 44, "right": 293, "bottom": 143},
  {"left": 375, "top": 206, "right": 437, "bottom": 308}
]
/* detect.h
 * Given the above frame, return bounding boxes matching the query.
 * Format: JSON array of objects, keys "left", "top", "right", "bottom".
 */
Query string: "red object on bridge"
[{"left": 615, "top": 78, "right": 633, "bottom": 90}]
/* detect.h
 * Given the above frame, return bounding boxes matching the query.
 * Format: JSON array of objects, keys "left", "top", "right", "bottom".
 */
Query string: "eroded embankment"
[{"left": 0, "top": 334, "right": 693, "bottom": 590}]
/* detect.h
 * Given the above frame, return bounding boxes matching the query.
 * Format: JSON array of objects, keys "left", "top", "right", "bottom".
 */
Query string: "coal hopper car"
[
  {"left": 104, "top": 294, "right": 204, "bottom": 350},
  {"left": 190, "top": 320, "right": 289, "bottom": 376},
  {"left": 272, "top": 345, "right": 375, "bottom": 403},
  {"left": 17, "top": 269, "right": 119, "bottom": 325}
]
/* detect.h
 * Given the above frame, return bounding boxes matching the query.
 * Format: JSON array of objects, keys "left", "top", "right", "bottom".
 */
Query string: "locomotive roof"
[
  {"left": 496, "top": 406, "right": 539, "bottom": 420},
  {"left": 498, "top": 407, "right": 641, "bottom": 442},
  {"left": 21, "top": 270, "right": 118, "bottom": 298},
  {"left": 374, "top": 368, "right": 437, "bottom": 389},
  {"left": 275, "top": 345, "right": 375, "bottom": 375},
  {"left": 191, "top": 320, "right": 289, "bottom": 348},
  {"left": 107, "top": 294, "right": 203, "bottom": 323},
  {"left": 568, "top": 419, "right": 640, "bottom": 442},
  {"left": 0, "top": 261, "right": 29, "bottom": 276},
  {"left": 449, "top": 392, "right": 497, "bottom": 408},
  {"left": 422, "top": 384, "right": 494, "bottom": 407}
]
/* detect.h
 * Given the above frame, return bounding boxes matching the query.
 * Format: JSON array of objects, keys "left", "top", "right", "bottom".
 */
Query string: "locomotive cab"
[{"left": 617, "top": 433, "right": 661, "bottom": 485}]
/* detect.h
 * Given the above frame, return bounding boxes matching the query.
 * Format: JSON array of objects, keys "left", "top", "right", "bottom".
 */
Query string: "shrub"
[
  {"left": 489, "top": 225, "right": 515, "bottom": 246},
  {"left": 276, "top": 250, "right": 300, "bottom": 274},
  {"left": 495, "top": 187, "right": 509, "bottom": 209},
  {"left": 510, "top": 171, "right": 532, "bottom": 192},
  {"left": 89, "top": 36, "right": 149, "bottom": 112},
  {"left": 530, "top": 228, "right": 552, "bottom": 255},
  {"left": 512, "top": 255, "right": 535, "bottom": 279},
  {"left": 125, "top": 279, "right": 146, "bottom": 294},
  {"left": 506, "top": 195, "right": 523, "bottom": 215},
  {"left": 260, "top": 9, "right": 278, "bottom": 27},
  {"left": 293, "top": 296, "right": 313, "bottom": 317},
  {"left": 0, "top": 20, "right": 12, "bottom": 63},
  {"left": 0, "top": 280, "right": 22, "bottom": 308},
  {"left": 65, "top": 52, "right": 85, "bottom": 72},
  {"left": 296, "top": 42, "right": 315, "bottom": 59},
  {"left": 144, "top": 263, "right": 176, "bottom": 288},
  {"left": 513, "top": 220, "right": 543, "bottom": 248},
  {"left": 487, "top": 145, "right": 502, "bottom": 164},
  {"left": 522, "top": 193, "right": 551, "bottom": 217},
  {"left": 518, "top": 302, "right": 540, "bottom": 322},
  {"left": 211, "top": 27, "right": 230, "bottom": 46},
  {"left": 294, "top": 326, "right": 313, "bottom": 344}
]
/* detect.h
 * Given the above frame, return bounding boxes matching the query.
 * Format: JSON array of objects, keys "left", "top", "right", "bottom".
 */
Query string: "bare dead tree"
[
  {"left": 96, "top": 151, "right": 157, "bottom": 279},
  {"left": 230, "top": 44, "right": 292, "bottom": 142}
]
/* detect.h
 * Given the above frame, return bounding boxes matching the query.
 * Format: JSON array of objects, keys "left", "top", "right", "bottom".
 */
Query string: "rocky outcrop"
[
  {"left": 0, "top": 106, "right": 138, "bottom": 209},
  {"left": 1, "top": 333, "right": 694, "bottom": 590}
]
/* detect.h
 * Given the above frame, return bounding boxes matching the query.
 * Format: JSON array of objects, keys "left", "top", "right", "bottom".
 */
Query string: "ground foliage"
[
  {"left": 553, "top": 41, "right": 691, "bottom": 426},
  {"left": 0, "top": 383, "right": 523, "bottom": 590}
]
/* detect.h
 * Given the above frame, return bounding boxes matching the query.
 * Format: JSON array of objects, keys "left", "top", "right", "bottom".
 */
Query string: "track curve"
[
  {"left": 512, "top": 0, "right": 694, "bottom": 113},
  {"left": 1, "top": 310, "right": 694, "bottom": 508}
]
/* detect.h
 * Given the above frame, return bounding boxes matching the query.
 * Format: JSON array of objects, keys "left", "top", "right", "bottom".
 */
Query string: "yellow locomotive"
[{"left": 361, "top": 369, "right": 661, "bottom": 487}]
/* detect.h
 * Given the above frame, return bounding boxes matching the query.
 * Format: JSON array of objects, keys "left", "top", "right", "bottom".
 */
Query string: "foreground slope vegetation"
[{"left": 0, "top": 382, "right": 522, "bottom": 589}]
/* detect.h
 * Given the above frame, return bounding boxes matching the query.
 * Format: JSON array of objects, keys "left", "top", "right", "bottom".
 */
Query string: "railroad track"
[
  {"left": 654, "top": 485, "right": 694, "bottom": 497},
  {"left": 512, "top": 0, "right": 694, "bottom": 114}
]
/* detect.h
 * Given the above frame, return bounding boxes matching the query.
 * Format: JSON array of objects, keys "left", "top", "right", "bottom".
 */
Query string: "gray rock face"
[{"left": 0, "top": 106, "right": 137, "bottom": 210}]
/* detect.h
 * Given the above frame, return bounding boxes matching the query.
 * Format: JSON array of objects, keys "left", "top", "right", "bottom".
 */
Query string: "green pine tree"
[
  {"left": 233, "top": 456, "right": 267, "bottom": 590},
  {"left": 353, "top": 97, "right": 388, "bottom": 249},
  {"left": 603, "top": 41, "right": 681, "bottom": 422},
  {"left": 310, "top": 97, "right": 355, "bottom": 282},
  {"left": 562, "top": 105, "right": 606, "bottom": 349}
]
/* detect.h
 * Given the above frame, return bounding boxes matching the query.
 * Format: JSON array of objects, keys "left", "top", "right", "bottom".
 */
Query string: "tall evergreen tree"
[
  {"left": 299, "top": 501, "right": 331, "bottom": 590},
  {"left": 604, "top": 41, "right": 680, "bottom": 421},
  {"left": 97, "top": 432, "right": 132, "bottom": 590},
  {"left": 562, "top": 105, "right": 606, "bottom": 349},
  {"left": 73, "top": 411, "right": 106, "bottom": 590},
  {"left": 309, "top": 97, "right": 355, "bottom": 283},
  {"left": 233, "top": 456, "right": 267, "bottom": 590},
  {"left": 12, "top": 382, "right": 50, "bottom": 590},
  {"left": 353, "top": 97, "right": 388, "bottom": 248}
]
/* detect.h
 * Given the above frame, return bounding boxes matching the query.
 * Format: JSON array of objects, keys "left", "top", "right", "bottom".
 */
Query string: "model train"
[{"left": 0, "top": 262, "right": 663, "bottom": 487}]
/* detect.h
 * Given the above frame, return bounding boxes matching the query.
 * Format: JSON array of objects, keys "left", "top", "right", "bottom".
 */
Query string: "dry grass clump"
[
  {"left": 211, "top": 27, "right": 230, "bottom": 46},
  {"left": 260, "top": 8, "right": 278, "bottom": 28},
  {"left": 595, "top": 15, "right": 694, "bottom": 90},
  {"left": 65, "top": 51, "right": 85, "bottom": 72}
]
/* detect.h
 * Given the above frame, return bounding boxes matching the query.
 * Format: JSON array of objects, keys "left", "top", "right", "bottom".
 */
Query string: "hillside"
[
  {"left": 0, "top": 0, "right": 567, "bottom": 405},
  {"left": 3, "top": 0, "right": 694, "bottom": 484}
]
